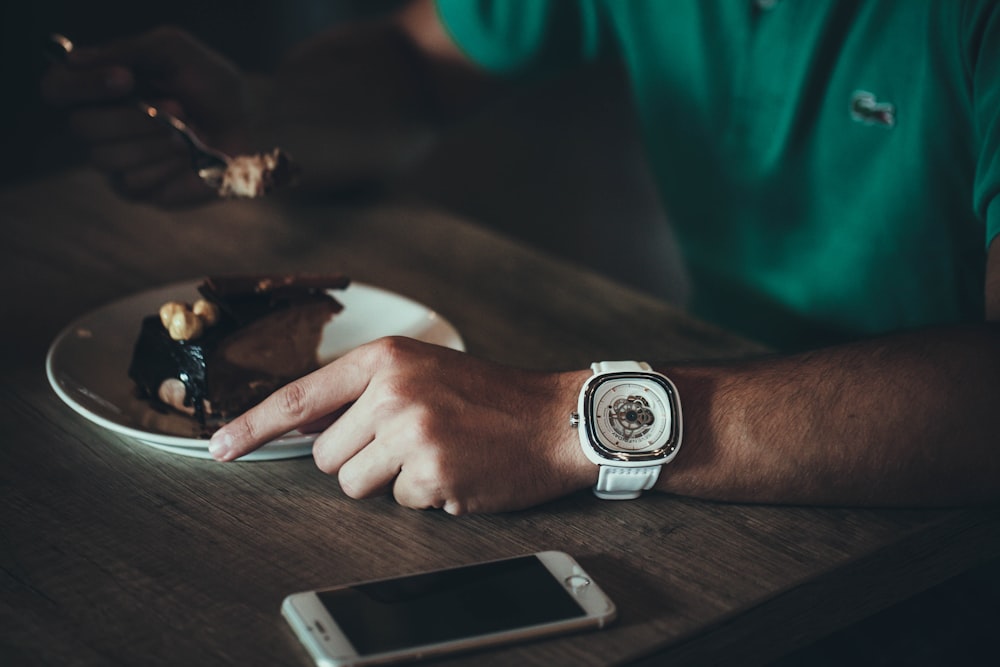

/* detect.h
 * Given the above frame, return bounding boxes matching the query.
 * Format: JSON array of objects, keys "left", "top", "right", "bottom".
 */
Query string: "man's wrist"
[{"left": 554, "top": 369, "right": 601, "bottom": 492}]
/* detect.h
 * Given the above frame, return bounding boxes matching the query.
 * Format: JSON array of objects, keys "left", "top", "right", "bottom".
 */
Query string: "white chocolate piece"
[
  {"left": 159, "top": 301, "right": 187, "bottom": 330},
  {"left": 167, "top": 308, "right": 203, "bottom": 341},
  {"left": 156, "top": 378, "right": 212, "bottom": 418},
  {"left": 192, "top": 298, "right": 220, "bottom": 326},
  {"left": 157, "top": 378, "right": 195, "bottom": 416}
]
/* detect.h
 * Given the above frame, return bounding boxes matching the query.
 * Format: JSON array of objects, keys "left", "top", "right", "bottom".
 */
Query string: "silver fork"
[{"left": 47, "top": 33, "right": 230, "bottom": 189}]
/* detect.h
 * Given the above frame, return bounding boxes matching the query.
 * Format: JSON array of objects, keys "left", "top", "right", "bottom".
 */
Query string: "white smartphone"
[{"left": 281, "top": 550, "right": 617, "bottom": 666}]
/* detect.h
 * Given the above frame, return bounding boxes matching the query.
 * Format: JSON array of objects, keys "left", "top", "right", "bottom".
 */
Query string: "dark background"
[
  {"left": 0, "top": 0, "right": 689, "bottom": 306},
  {"left": 0, "top": 0, "right": 404, "bottom": 185}
]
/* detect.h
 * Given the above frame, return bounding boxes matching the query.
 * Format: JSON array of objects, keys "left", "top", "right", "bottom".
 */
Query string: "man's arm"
[
  {"left": 659, "top": 236, "right": 1000, "bottom": 506},
  {"left": 209, "top": 241, "right": 1000, "bottom": 512}
]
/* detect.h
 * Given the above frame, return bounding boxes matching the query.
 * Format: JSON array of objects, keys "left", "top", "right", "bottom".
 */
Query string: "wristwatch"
[{"left": 570, "top": 361, "right": 682, "bottom": 500}]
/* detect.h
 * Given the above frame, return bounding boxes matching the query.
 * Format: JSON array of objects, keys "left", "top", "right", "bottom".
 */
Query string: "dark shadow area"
[
  {"left": 771, "top": 557, "right": 999, "bottom": 667},
  {"left": 0, "top": 0, "right": 402, "bottom": 186}
]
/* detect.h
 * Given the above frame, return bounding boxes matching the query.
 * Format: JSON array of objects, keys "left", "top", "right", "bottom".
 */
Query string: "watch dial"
[{"left": 594, "top": 379, "right": 670, "bottom": 452}]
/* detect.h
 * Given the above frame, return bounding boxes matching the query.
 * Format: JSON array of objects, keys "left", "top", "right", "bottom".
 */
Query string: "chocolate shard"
[
  {"left": 201, "top": 273, "right": 350, "bottom": 298},
  {"left": 199, "top": 273, "right": 349, "bottom": 325}
]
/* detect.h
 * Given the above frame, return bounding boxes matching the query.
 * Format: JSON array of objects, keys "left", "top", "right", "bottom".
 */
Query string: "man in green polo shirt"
[
  {"left": 435, "top": 0, "right": 998, "bottom": 352},
  {"left": 44, "top": 0, "right": 1000, "bottom": 510}
]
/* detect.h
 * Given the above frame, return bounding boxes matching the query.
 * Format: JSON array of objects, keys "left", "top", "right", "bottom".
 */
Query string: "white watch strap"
[
  {"left": 590, "top": 360, "right": 661, "bottom": 500},
  {"left": 595, "top": 465, "right": 662, "bottom": 500},
  {"left": 592, "top": 361, "right": 651, "bottom": 373}
]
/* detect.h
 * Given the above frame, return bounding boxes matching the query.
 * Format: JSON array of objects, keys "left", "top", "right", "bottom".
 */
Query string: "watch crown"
[{"left": 569, "top": 412, "right": 580, "bottom": 428}]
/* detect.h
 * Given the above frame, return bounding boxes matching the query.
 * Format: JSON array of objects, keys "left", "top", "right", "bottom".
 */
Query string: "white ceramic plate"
[{"left": 46, "top": 280, "right": 464, "bottom": 460}]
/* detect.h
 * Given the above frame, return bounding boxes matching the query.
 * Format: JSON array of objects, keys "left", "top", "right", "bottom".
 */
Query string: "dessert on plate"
[{"left": 128, "top": 273, "right": 349, "bottom": 428}]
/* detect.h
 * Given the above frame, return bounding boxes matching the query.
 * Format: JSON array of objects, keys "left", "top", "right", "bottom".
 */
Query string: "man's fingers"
[
  {"left": 70, "top": 105, "right": 167, "bottom": 144},
  {"left": 41, "top": 63, "right": 134, "bottom": 106},
  {"left": 297, "top": 408, "right": 344, "bottom": 434},
  {"left": 68, "top": 27, "right": 195, "bottom": 74},
  {"left": 43, "top": 28, "right": 205, "bottom": 109},
  {"left": 334, "top": 439, "right": 451, "bottom": 512},
  {"left": 90, "top": 134, "right": 183, "bottom": 171},
  {"left": 210, "top": 373, "right": 333, "bottom": 461},
  {"left": 311, "top": 400, "right": 375, "bottom": 474},
  {"left": 336, "top": 439, "right": 403, "bottom": 500},
  {"left": 209, "top": 347, "right": 378, "bottom": 461},
  {"left": 391, "top": 463, "right": 454, "bottom": 512}
]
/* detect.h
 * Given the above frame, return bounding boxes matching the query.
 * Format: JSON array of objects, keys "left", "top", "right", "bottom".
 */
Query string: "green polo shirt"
[{"left": 436, "top": 0, "right": 1000, "bottom": 350}]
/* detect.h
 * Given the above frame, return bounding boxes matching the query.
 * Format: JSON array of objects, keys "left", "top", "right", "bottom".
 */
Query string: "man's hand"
[
  {"left": 41, "top": 27, "right": 252, "bottom": 206},
  {"left": 210, "top": 337, "right": 594, "bottom": 514},
  {"left": 40, "top": 1, "right": 501, "bottom": 202}
]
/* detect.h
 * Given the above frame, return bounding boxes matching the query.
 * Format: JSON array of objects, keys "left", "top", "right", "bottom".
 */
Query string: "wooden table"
[{"left": 3, "top": 169, "right": 999, "bottom": 667}]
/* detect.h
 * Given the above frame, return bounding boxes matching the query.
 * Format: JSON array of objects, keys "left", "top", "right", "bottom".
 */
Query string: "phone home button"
[{"left": 565, "top": 574, "right": 591, "bottom": 590}]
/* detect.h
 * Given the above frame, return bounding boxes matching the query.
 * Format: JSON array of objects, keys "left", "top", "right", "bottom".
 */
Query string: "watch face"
[{"left": 584, "top": 373, "right": 679, "bottom": 462}]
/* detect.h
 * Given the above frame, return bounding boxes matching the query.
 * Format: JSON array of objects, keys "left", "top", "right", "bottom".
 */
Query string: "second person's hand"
[{"left": 41, "top": 27, "right": 253, "bottom": 206}]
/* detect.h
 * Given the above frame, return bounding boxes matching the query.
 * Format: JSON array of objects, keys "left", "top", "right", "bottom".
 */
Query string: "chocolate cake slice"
[{"left": 128, "top": 273, "right": 350, "bottom": 426}]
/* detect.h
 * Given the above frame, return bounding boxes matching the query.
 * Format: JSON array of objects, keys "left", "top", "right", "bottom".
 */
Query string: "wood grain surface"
[{"left": 3, "top": 169, "right": 998, "bottom": 666}]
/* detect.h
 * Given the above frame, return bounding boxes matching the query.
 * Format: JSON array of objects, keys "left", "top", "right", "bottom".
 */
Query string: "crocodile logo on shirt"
[{"left": 850, "top": 91, "right": 895, "bottom": 128}]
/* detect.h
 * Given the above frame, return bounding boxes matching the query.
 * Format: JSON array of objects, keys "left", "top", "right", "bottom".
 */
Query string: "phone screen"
[{"left": 315, "top": 555, "right": 586, "bottom": 656}]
